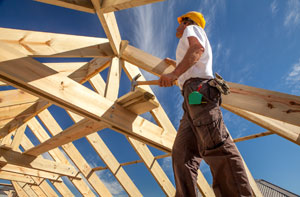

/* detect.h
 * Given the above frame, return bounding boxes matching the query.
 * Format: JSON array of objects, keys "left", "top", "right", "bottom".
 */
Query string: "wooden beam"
[
  {"left": 11, "top": 123, "right": 27, "bottom": 151},
  {"left": 0, "top": 148, "right": 78, "bottom": 178},
  {"left": 0, "top": 28, "right": 113, "bottom": 58},
  {"left": 121, "top": 44, "right": 174, "bottom": 76},
  {"left": 101, "top": 0, "right": 164, "bottom": 13},
  {"left": 233, "top": 131, "right": 273, "bottom": 143},
  {"left": 0, "top": 171, "right": 35, "bottom": 184},
  {"left": 0, "top": 103, "right": 38, "bottom": 125},
  {"left": 68, "top": 57, "right": 112, "bottom": 82},
  {"left": 37, "top": 109, "right": 112, "bottom": 197},
  {"left": 89, "top": 74, "right": 106, "bottom": 95},
  {"left": 0, "top": 89, "right": 38, "bottom": 108},
  {"left": 127, "top": 138, "right": 175, "bottom": 196},
  {"left": 0, "top": 56, "right": 110, "bottom": 136},
  {"left": 91, "top": 0, "right": 121, "bottom": 55},
  {"left": 0, "top": 81, "right": 6, "bottom": 86},
  {"left": 66, "top": 111, "right": 141, "bottom": 196},
  {"left": 122, "top": 61, "right": 177, "bottom": 133},
  {"left": 92, "top": 153, "right": 171, "bottom": 170},
  {"left": 104, "top": 57, "right": 122, "bottom": 100},
  {"left": 35, "top": 0, "right": 95, "bottom": 13},
  {"left": 117, "top": 87, "right": 159, "bottom": 115},
  {"left": 18, "top": 182, "right": 39, "bottom": 197},
  {"left": 87, "top": 132, "right": 142, "bottom": 196},
  {"left": 26, "top": 118, "right": 97, "bottom": 197},
  {"left": 36, "top": 179, "right": 58, "bottom": 197},
  {"left": 1, "top": 164, "right": 61, "bottom": 181},
  {"left": 0, "top": 53, "right": 174, "bottom": 152},
  {"left": 224, "top": 105, "right": 300, "bottom": 145},
  {"left": 12, "top": 181, "right": 29, "bottom": 197},
  {"left": 29, "top": 184, "right": 47, "bottom": 197},
  {"left": 222, "top": 82, "right": 300, "bottom": 127},
  {"left": 20, "top": 132, "right": 74, "bottom": 196},
  {"left": 24, "top": 118, "right": 108, "bottom": 156}
]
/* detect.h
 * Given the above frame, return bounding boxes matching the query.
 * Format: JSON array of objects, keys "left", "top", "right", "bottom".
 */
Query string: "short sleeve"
[{"left": 183, "top": 25, "right": 206, "bottom": 49}]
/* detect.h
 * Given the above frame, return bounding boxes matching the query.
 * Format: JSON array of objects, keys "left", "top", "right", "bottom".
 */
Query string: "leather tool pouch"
[{"left": 208, "top": 73, "right": 231, "bottom": 95}]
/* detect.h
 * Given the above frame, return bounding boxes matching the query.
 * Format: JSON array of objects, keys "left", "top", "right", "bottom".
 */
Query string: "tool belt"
[{"left": 208, "top": 73, "right": 230, "bottom": 95}]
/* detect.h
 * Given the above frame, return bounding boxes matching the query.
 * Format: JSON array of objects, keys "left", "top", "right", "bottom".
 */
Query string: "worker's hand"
[
  {"left": 164, "top": 58, "right": 176, "bottom": 68},
  {"left": 159, "top": 72, "right": 178, "bottom": 87}
]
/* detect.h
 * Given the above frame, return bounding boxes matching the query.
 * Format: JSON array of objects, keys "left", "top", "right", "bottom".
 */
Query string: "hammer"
[{"left": 131, "top": 74, "right": 159, "bottom": 91}]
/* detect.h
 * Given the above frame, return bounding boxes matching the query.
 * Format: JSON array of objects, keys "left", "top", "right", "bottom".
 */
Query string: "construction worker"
[{"left": 159, "top": 11, "right": 253, "bottom": 196}]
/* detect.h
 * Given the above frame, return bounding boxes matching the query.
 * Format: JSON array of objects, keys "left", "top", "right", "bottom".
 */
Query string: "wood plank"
[
  {"left": 33, "top": 110, "right": 112, "bottom": 197},
  {"left": 1, "top": 164, "right": 61, "bottom": 181},
  {"left": 0, "top": 89, "right": 38, "bottom": 108},
  {"left": 68, "top": 57, "right": 112, "bottom": 83},
  {"left": 12, "top": 181, "right": 29, "bottom": 197},
  {"left": 225, "top": 128, "right": 263, "bottom": 197},
  {"left": 223, "top": 105, "right": 300, "bottom": 145},
  {"left": 37, "top": 180, "right": 59, "bottom": 197},
  {"left": 0, "top": 81, "right": 6, "bottom": 86},
  {"left": 26, "top": 118, "right": 96, "bottom": 197},
  {"left": 0, "top": 52, "right": 174, "bottom": 152},
  {"left": 0, "top": 148, "right": 78, "bottom": 178},
  {"left": 28, "top": 184, "right": 46, "bottom": 197},
  {"left": 86, "top": 132, "right": 142, "bottom": 196},
  {"left": 0, "top": 56, "right": 109, "bottom": 136},
  {"left": 20, "top": 133, "right": 74, "bottom": 196},
  {"left": 0, "top": 103, "right": 37, "bottom": 124},
  {"left": 25, "top": 118, "right": 108, "bottom": 156},
  {"left": 35, "top": 0, "right": 95, "bottom": 13},
  {"left": 19, "top": 182, "right": 38, "bottom": 197},
  {"left": 89, "top": 74, "right": 106, "bottom": 95},
  {"left": 117, "top": 87, "right": 159, "bottom": 115},
  {"left": 104, "top": 57, "right": 121, "bottom": 100},
  {"left": 0, "top": 171, "right": 35, "bottom": 184},
  {"left": 222, "top": 82, "right": 300, "bottom": 127},
  {"left": 122, "top": 44, "right": 174, "bottom": 76},
  {"left": 101, "top": 0, "right": 164, "bottom": 13},
  {"left": 11, "top": 123, "right": 27, "bottom": 151},
  {"left": 196, "top": 169, "right": 216, "bottom": 197},
  {"left": 127, "top": 138, "right": 175, "bottom": 196},
  {"left": 233, "top": 131, "right": 273, "bottom": 143},
  {"left": 91, "top": 0, "right": 121, "bottom": 55},
  {"left": 0, "top": 28, "right": 113, "bottom": 58},
  {"left": 122, "top": 61, "right": 176, "bottom": 133}
]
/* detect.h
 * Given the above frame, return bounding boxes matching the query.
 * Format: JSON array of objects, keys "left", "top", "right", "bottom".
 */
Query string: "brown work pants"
[{"left": 172, "top": 78, "right": 253, "bottom": 197}]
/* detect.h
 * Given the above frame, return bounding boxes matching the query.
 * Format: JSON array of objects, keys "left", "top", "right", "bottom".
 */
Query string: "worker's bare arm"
[
  {"left": 159, "top": 36, "right": 204, "bottom": 87},
  {"left": 172, "top": 36, "right": 204, "bottom": 78}
]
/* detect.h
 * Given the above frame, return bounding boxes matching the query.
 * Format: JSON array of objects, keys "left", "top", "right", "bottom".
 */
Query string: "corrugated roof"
[{"left": 256, "top": 179, "right": 299, "bottom": 197}]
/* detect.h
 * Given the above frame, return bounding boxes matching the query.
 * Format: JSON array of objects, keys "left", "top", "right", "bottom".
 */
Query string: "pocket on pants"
[{"left": 192, "top": 108, "right": 228, "bottom": 150}]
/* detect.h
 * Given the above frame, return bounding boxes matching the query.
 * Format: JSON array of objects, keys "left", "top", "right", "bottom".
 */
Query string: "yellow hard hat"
[{"left": 177, "top": 11, "right": 206, "bottom": 29}]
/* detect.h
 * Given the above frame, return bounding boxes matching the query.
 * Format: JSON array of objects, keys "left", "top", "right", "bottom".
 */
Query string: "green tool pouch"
[{"left": 208, "top": 73, "right": 231, "bottom": 95}]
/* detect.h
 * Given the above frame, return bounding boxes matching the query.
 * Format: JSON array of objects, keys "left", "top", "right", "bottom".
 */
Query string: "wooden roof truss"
[{"left": 0, "top": 0, "right": 299, "bottom": 196}]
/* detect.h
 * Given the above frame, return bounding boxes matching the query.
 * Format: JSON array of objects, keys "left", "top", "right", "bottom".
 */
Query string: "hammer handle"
[{"left": 136, "top": 80, "right": 160, "bottom": 86}]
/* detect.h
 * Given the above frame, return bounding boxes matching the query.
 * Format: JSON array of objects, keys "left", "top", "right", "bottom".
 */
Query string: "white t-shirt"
[{"left": 176, "top": 25, "right": 213, "bottom": 89}]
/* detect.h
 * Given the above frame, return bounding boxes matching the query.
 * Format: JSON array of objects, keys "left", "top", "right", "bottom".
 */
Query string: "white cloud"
[
  {"left": 284, "top": 0, "right": 300, "bottom": 27},
  {"left": 161, "top": 156, "right": 173, "bottom": 176},
  {"left": 285, "top": 58, "right": 300, "bottom": 94},
  {"left": 95, "top": 170, "right": 126, "bottom": 196},
  {"left": 198, "top": 0, "right": 226, "bottom": 37},
  {"left": 270, "top": 0, "right": 279, "bottom": 16}
]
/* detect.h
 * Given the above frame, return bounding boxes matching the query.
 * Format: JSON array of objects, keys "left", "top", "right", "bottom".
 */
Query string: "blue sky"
[{"left": 0, "top": 0, "right": 300, "bottom": 196}]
